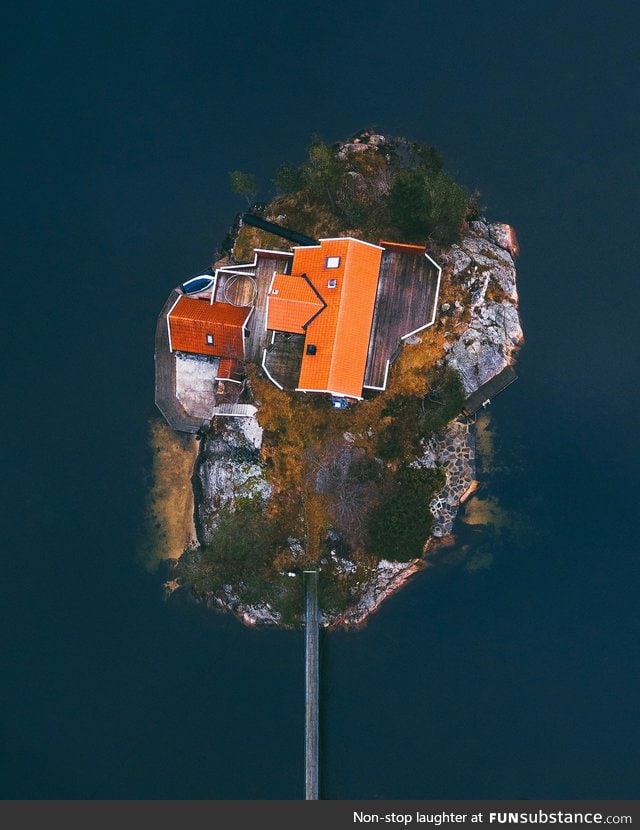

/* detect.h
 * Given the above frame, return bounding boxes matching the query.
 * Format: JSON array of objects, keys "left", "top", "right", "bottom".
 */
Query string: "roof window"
[
  {"left": 325, "top": 256, "right": 340, "bottom": 269},
  {"left": 206, "top": 333, "right": 214, "bottom": 345}
]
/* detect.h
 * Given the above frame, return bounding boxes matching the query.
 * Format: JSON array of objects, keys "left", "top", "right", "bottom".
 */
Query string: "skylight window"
[
  {"left": 325, "top": 256, "right": 340, "bottom": 269},
  {"left": 206, "top": 333, "right": 214, "bottom": 345}
]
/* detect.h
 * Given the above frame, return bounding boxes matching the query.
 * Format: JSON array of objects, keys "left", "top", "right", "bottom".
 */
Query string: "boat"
[{"left": 180, "top": 274, "right": 214, "bottom": 295}]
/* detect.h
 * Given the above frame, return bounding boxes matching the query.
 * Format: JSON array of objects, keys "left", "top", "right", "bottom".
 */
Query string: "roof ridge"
[
  {"left": 300, "top": 273, "right": 327, "bottom": 330},
  {"left": 326, "top": 241, "right": 354, "bottom": 389}
]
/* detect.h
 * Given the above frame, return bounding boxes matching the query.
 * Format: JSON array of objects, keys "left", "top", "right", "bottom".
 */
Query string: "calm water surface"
[{"left": 3, "top": 0, "right": 638, "bottom": 800}]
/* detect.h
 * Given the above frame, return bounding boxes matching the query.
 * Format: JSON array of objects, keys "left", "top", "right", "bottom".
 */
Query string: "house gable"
[{"left": 266, "top": 273, "right": 326, "bottom": 334}]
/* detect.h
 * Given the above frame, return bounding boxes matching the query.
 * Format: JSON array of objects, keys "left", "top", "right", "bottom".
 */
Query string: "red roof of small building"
[
  {"left": 215, "top": 358, "right": 244, "bottom": 382},
  {"left": 168, "top": 296, "right": 248, "bottom": 358}
]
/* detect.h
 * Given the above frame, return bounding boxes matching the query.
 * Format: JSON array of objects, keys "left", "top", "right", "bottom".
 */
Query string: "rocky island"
[{"left": 149, "top": 130, "right": 523, "bottom": 629}]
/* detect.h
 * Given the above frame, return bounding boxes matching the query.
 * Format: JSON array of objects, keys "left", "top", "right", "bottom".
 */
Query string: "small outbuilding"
[{"left": 167, "top": 295, "right": 252, "bottom": 360}]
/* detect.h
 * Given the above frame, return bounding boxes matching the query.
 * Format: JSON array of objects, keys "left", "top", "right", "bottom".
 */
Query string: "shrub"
[
  {"left": 229, "top": 170, "right": 258, "bottom": 206},
  {"left": 387, "top": 169, "right": 469, "bottom": 245},
  {"left": 176, "top": 503, "right": 276, "bottom": 596},
  {"left": 420, "top": 366, "right": 466, "bottom": 437},
  {"left": 367, "top": 465, "right": 446, "bottom": 561}
]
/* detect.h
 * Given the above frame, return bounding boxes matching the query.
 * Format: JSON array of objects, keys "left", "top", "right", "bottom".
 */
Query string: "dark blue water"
[{"left": 3, "top": 0, "right": 638, "bottom": 800}]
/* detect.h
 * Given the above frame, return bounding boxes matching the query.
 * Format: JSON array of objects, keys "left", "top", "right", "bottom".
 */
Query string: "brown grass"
[
  {"left": 141, "top": 418, "right": 199, "bottom": 570},
  {"left": 232, "top": 225, "right": 290, "bottom": 263}
]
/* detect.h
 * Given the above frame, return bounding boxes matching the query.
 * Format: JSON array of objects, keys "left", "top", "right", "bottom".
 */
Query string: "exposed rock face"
[
  {"left": 336, "top": 129, "right": 387, "bottom": 159},
  {"left": 442, "top": 219, "right": 524, "bottom": 396},
  {"left": 195, "top": 419, "right": 271, "bottom": 545},
  {"left": 206, "top": 587, "right": 280, "bottom": 627},
  {"left": 328, "top": 559, "right": 425, "bottom": 628},
  {"left": 489, "top": 222, "right": 520, "bottom": 257}
]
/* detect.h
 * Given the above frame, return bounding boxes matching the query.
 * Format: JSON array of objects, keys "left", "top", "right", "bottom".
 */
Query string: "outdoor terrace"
[
  {"left": 262, "top": 332, "right": 305, "bottom": 390},
  {"left": 212, "top": 250, "right": 293, "bottom": 364},
  {"left": 363, "top": 245, "right": 441, "bottom": 391}
]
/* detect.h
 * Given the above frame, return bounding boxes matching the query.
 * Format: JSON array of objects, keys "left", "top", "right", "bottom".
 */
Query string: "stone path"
[{"left": 420, "top": 415, "right": 476, "bottom": 537}]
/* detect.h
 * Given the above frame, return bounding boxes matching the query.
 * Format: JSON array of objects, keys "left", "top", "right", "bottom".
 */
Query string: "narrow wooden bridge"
[{"left": 304, "top": 569, "right": 320, "bottom": 800}]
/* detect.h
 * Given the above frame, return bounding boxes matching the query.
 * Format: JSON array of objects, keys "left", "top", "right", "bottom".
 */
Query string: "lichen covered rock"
[
  {"left": 195, "top": 419, "right": 271, "bottom": 544},
  {"left": 442, "top": 220, "right": 524, "bottom": 395}
]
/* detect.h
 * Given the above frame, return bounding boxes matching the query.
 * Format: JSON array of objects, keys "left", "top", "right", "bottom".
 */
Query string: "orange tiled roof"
[
  {"left": 266, "top": 273, "right": 325, "bottom": 334},
  {"left": 277, "top": 238, "right": 383, "bottom": 399},
  {"left": 379, "top": 239, "right": 426, "bottom": 254},
  {"left": 168, "top": 296, "right": 247, "bottom": 358},
  {"left": 216, "top": 358, "right": 243, "bottom": 381}
]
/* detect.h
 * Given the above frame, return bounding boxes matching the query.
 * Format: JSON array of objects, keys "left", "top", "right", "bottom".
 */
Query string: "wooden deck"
[
  {"left": 213, "top": 252, "right": 292, "bottom": 364},
  {"left": 363, "top": 249, "right": 440, "bottom": 390},
  {"left": 155, "top": 251, "right": 292, "bottom": 432},
  {"left": 262, "top": 333, "right": 305, "bottom": 390},
  {"left": 462, "top": 365, "right": 518, "bottom": 416}
]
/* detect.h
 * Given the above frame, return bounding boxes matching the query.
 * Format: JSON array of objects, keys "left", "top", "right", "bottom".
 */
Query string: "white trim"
[
  {"left": 362, "top": 251, "right": 441, "bottom": 391},
  {"left": 425, "top": 252, "right": 442, "bottom": 325},
  {"left": 214, "top": 375, "right": 242, "bottom": 384},
  {"left": 401, "top": 322, "right": 432, "bottom": 339},
  {"left": 290, "top": 236, "right": 385, "bottom": 252},
  {"left": 218, "top": 249, "right": 293, "bottom": 275},
  {"left": 208, "top": 247, "right": 292, "bottom": 305},
  {"left": 166, "top": 294, "right": 182, "bottom": 352},
  {"left": 320, "top": 237, "right": 385, "bottom": 250},
  {"left": 399, "top": 252, "right": 442, "bottom": 339},
  {"left": 363, "top": 359, "right": 391, "bottom": 392},
  {"left": 241, "top": 306, "right": 254, "bottom": 359},
  {"left": 208, "top": 273, "right": 219, "bottom": 305},
  {"left": 242, "top": 306, "right": 254, "bottom": 329},
  {"left": 217, "top": 266, "right": 256, "bottom": 276},
  {"left": 255, "top": 248, "right": 294, "bottom": 258},
  {"left": 265, "top": 272, "right": 276, "bottom": 330},
  {"left": 295, "top": 387, "right": 363, "bottom": 401},
  {"left": 261, "top": 349, "right": 284, "bottom": 390}
]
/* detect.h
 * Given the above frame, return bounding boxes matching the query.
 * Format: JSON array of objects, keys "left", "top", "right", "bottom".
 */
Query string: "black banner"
[{"left": 2, "top": 800, "right": 639, "bottom": 830}]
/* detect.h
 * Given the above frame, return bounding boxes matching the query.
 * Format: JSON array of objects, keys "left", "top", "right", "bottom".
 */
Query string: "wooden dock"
[
  {"left": 304, "top": 569, "right": 320, "bottom": 800},
  {"left": 461, "top": 365, "right": 518, "bottom": 416},
  {"left": 364, "top": 248, "right": 440, "bottom": 390}
]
